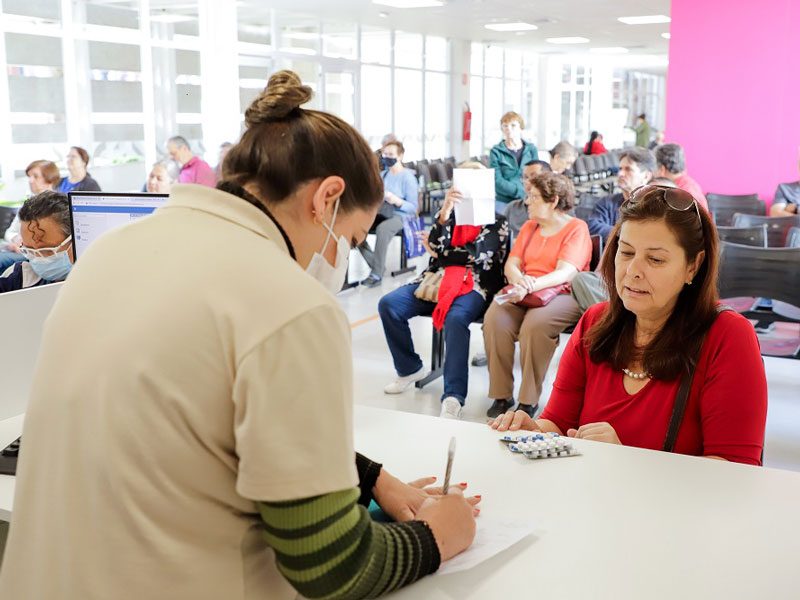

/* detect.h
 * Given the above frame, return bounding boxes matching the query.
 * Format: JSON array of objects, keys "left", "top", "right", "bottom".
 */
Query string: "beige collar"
[{"left": 162, "top": 184, "right": 290, "bottom": 256}]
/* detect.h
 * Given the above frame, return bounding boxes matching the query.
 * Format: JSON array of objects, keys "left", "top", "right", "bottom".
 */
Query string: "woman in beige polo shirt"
[{"left": 0, "top": 71, "right": 477, "bottom": 599}]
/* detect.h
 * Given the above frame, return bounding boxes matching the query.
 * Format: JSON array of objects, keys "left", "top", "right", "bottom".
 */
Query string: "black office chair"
[
  {"left": 0, "top": 206, "right": 17, "bottom": 240},
  {"left": 572, "top": 156, "right": 589, "bottom": 183},
  {"left": 731, "top": 213, "right": 800, "bottom": 247},
  {"left": 706, "top": 193, "right": 765, "bottom": 226},
  {"left": 716, "top": 224, "right": 767, "bottom": 248},
  {"left": 589, "top": 234, "right": 604, "bottom": 272},
  {"left": 718, "top": 241, "right": 800, "bottom": 358},
  {"left": 786, "top": 226, "right": 800, "bottom": 248}
]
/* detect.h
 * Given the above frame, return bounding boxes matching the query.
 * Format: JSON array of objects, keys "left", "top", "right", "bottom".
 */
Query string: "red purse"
[{"left": 506, "top": 224, "right": 570, "bottom": 308}]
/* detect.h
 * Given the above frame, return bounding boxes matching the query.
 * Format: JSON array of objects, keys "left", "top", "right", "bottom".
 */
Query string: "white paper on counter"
[{"left": 436, "top": 516, "right": 535, "bottom": 575}]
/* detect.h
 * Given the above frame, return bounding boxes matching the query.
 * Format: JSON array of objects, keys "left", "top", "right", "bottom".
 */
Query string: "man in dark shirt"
[
  {"left": 586, "top": 146, "right": 656, "bottom": 240},
  {"left": 770, "top": 156, "right": 800, "bottom": 216}
]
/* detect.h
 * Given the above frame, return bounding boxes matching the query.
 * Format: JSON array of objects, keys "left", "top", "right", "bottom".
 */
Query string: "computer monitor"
[
  {"left": 68, "top": 191, "right": 168, "bottom": 259},
  {"left": 0, "top": 282, "right": 63, "bottom": 421}
]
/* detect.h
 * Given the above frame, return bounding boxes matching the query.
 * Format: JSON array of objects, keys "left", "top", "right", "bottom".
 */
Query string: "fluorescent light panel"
[
  {"left": 618, "top": 15, "right": 671, "bottom": 25},
  {"left": 546, "top": 37, "right": 590, "bottom": 44},
  {"left": 590, "top": 47, "right": 629, "bottom": 54},
  {"left": 485, "top": 22, "right": 538, "bottom": 32},
  {"left": 372, "top": 0, "right": 443, "bottom": 7}
]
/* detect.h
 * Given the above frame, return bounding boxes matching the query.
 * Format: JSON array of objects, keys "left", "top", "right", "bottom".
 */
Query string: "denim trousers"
[{"left": 378, "top": 283, "right": 488, "bottom": 405}]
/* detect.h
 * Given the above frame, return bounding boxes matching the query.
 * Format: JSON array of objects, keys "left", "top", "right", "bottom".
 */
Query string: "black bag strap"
[{"left": 662, "top": 305, "right": 733, "bottom": 452}]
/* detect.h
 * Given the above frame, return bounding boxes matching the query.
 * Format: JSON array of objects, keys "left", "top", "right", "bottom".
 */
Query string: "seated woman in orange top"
[{"left": 483, "top": 172, "right": 591, "bottom": 419}]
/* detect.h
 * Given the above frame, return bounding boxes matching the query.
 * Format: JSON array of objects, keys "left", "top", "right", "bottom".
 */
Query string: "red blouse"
[{"left": 541, "top": 303, "right": 767, "bottom": 465}]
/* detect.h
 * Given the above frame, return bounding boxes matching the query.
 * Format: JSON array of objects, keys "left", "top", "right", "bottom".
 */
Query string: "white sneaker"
[
  {"left": 440, "top": 397, "right": 463, "bottom": 419},
  {"left": 384, "top": 367, "right": 427, "bottom": 394}
]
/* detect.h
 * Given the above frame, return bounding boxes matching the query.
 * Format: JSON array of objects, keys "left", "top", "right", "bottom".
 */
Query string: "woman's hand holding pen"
[{"left": 372, "top": 470, "right": 481, "bottom": 521}]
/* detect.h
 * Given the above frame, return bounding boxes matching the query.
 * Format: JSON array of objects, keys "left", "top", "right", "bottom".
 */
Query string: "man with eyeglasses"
[{"left": 0, "top": 191, "right": 73, "bottom": 294}]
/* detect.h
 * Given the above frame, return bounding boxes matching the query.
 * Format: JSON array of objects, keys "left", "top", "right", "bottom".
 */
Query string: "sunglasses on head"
[{"left": 623, "top": 184, "right": 702, "bottom": 227}]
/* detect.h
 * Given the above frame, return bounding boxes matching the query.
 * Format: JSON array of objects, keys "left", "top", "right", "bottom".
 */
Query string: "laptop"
[{"left": 68, "top": 191, "right": 169, "bottom": 259}]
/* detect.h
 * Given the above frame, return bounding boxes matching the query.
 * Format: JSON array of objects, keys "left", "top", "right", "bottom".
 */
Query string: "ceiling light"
[
  {"left": 546, "top": 37, "right": 590, "bottom": 44},
  {"left": 484, "top": 22, "right": 538, "bottom": 32},
  {"left": 372, "top": 0, "right": 443, "bottom": 8},
  {"left": 618, "top": 15, "right": 671, "bottom": 25},
  {"left": 662, "top": 32, "right": 671, "bottom": 39},
  {"left": 590, "top": 47, "right": 629, "bottom": 54}
]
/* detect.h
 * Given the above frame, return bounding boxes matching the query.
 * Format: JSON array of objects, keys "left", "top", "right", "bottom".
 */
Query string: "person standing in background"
[
  {"left": 167, "top": 135, "right": 216, "bottom": 187},
  {"left": 631, "top": 114, "right": 651, "bottom": 147},
  {"left": 57, "top": 147, "right": 101, "bottom": 193},
  {"left": 490, "top": 111, "right": 538, "bottom": 215}
]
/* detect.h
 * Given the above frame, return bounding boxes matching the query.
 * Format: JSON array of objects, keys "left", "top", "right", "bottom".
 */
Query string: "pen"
[{"left": 442, "top": 437, "right": 456, "bottom": 495}]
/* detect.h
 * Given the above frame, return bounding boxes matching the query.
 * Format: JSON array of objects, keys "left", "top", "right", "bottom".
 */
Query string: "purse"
[
  {"left": 414, "top": 270, "right": 443, "bottom": 303},
  {"left": 509, "top": 224, "right": 571, "bottom": 308}
]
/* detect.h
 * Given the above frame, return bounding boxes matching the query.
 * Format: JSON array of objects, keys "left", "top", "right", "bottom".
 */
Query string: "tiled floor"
[{"left": 342, "top": 245, "right": 800, "bottom": 472}]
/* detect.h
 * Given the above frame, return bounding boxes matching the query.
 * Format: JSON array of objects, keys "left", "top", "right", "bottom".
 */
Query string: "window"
[
  {"left": 394, "top": 68, "right": 423, "bottom": 160},
  {"left": 322, "top": 23, "right": 356, "bottom": 60},
  {"left": 394, "top": 32, "right": 423, "bottom": 69},
  {"left": 361, "top": 27, "right": 391, "bottom": 65},
  {"left": 360, "top": 65, "right": 392, "bottom": 149},
  {"left": 425, "top": 36, "right": 448, "bottom": 72},
  {"left": 425, "top": 71, "right": 449, "bottom": 158}
]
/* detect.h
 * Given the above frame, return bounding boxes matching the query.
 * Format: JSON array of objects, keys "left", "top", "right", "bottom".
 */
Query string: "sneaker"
[
  {"left": 440, "top": 397, "right": 463, "bottom": 419},
  {"left": 384, "top": 366, "right": 427, "bottom": 394},
  {"left": 471, "top": 353, "right": 488, "bottom": 367},
  {"left": 361, "top": 274, "right": 382, "bottom": 288},
  {"left": 486, "top": 397, "right": 515, "bottom": 419},
  {"left": 515, "top": 403, "right": 539, "bottom": 419}
]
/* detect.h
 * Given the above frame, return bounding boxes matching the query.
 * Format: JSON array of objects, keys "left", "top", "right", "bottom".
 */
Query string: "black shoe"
[
  {"left": 471, "top": 353, "right": 488, "bottom": 367},
  {"left": 515, "top": 403, "right": 539, "bottom": 419},
  {"left": 361, "top": 275, "right": 382, "bottom": 288},
  {"left": 486, "top": 398, "right": 515, "bottom": 419}
]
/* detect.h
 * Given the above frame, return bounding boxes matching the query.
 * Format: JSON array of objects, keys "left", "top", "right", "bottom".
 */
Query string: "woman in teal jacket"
[{"left": 489, "top": 111, "right": 538, "bottom": 214}]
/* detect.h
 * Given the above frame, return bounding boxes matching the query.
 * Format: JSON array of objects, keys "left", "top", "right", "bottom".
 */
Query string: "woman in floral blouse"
[{"left": 378, "top": 166, "right": 509, "bottom": 420}]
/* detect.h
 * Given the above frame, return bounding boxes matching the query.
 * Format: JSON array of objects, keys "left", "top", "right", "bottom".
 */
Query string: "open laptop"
[{"left": 68, "top": 191, "right": 169, "bottom": 259}]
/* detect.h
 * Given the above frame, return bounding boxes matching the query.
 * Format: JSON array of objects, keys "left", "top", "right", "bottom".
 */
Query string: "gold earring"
[{"left": 687, "top": 280, "right": 692, "bottom": 285}]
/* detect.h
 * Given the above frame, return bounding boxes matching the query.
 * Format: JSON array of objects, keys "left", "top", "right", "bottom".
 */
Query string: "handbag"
[
  {"left": 414, "top": 270, "right": 443, "bottom": 303},
  {"left": 402, "top": 216, "right": 427, "bottom": 259},
  {"left": 509, "top": 224, "right": 571, "bottom": 308}
]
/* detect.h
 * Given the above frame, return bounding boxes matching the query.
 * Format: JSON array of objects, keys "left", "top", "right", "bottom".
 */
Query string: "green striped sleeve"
[{"left": 258, "top": 487, "right": 440, "bottom": 599}]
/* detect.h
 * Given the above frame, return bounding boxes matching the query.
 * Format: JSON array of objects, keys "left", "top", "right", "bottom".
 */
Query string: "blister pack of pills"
[{"left": 500, "top": 431, "right": 580, "bottom": 460}]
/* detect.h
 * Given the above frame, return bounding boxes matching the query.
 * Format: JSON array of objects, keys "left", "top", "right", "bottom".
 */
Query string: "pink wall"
[{"left": 666, "top": 0, "right": 800, "bottom": 204}]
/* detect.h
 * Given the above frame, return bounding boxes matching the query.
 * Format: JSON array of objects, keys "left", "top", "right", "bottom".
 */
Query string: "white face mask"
[{"left": 305, "top": 198, "right": 350, "bottom": 294}]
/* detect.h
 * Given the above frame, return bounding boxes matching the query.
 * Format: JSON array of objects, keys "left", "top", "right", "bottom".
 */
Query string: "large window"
[{"left": 558, "top": 62, "right": 593, "bottom": 148}]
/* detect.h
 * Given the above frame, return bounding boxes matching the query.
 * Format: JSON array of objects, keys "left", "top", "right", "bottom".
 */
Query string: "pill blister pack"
[{"left": 500, "top": 432, "right": 580, "bottom": 460}]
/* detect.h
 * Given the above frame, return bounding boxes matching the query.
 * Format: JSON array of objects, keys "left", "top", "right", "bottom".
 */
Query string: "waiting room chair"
[
  {"left": 731, "top": 213, "right": 800, "bottom": 247},
  {"left": 707, "top": 193, "right": 765, "bottom": 227},
  {"left": 718, "top": 241, "right": 800, "bottom": 358},
  {"left": 716, "top": 224, "right": 768, "bottom": 248},
  {"left": 786, "top": 227, "right": 800, "bottom": 248}
]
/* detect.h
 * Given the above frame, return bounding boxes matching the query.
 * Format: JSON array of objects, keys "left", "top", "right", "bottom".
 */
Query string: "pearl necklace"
[{"left": 622, "top": 368, "right": 650, "bottom": 380}]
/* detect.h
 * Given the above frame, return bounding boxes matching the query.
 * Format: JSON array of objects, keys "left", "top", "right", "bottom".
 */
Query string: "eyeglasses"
[
  {"left": 18, "top": 235, "right": 72, "bottom": 259},
  {"left": 624, "top": 185, "right": 702, "bottom": 227}
]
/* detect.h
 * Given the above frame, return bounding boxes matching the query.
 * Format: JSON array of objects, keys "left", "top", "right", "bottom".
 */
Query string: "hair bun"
[{"left": 245, "top": 70, "right": 313, "bottom": 126}]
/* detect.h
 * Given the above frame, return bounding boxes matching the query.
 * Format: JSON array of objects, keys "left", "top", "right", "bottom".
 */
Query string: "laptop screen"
[{"left": 68, "top": 192, "right": 168, "bottom": 259}]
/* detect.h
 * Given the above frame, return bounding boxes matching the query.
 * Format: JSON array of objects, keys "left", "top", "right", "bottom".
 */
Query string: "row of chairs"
[
  {"left": 565, "top": 151, "right": 620, "bottom": 185},
  {"left": 706, "top": 193, "right": 767, "bottom": 227}
]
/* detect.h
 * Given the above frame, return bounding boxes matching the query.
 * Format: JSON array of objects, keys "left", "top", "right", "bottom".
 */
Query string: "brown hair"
[
  {"left": 70, "top": 146, "right": 90, "bottom": 167},
  {"left": 383, "top": 141, "right": 405, "bottom": 156},
  {"left": 223, "top": 70, "right": 382, "bottom": 213},
  {"left": 25, "top": 160, "right": 61, "bottom": 186},
  {"left": 500, "top": 111, "right": 524, "bottom": 129},
  {"left": 586, "top": 186, "right": 720, "bottom": 380},
  {"left": 529, "top": 172, "right": 575, "bottom": 212}
]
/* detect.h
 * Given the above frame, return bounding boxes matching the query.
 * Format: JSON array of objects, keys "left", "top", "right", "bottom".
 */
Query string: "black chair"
[
  {"left": 572, "top": 156, "right": 589, "bottom": 183},
  {"left": 786, "top": 226, "right": 800, "bottom": 248},
  {"left": 589, "top": 234, "right": 604, "bottom": 271},
  {"left": 0, "top": 206, "right": 17, "bottom": 240},
  {"left": 718, "top": 241, "right": 800, "bottom": 358},
  {"left": 706, "top": 193, "right": 765, "bottom": 227},
  {"left": 731, "top": 213, "right": 800, "bottom": 247},
  {"left": 716, "top": 224, "right": 767, "bottom": 248}
]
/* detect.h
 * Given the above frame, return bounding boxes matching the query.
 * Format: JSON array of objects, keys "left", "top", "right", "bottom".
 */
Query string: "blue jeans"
[
  {"left": 0, "top": 250, "right": 25, "bottom": 273},
  {"left": 378, "top": 283, "right": 488, "bottom": 405}
]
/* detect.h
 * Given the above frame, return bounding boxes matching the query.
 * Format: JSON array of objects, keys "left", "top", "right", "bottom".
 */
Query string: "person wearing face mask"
[
  {"left": 0, "top": 160, "right": 62, "bottom": 272},
  {"left": 357, "top": 140, "right": 419, "bottom": 287},
  {"left": 0, "top": 191, "right": 73, "bottom": 294},
  {"left": 490, "top": 111, "right": 539, "bottom": 216},
  {"left": 0, "top": 70, "right": 479, "bottom": 600},
  {"left": 57, "top": 146, "right": 101, "bottom": 193}
]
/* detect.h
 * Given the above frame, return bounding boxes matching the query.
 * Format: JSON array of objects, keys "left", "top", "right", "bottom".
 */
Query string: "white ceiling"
[{"left": 240, "top": 0, "right": 671, "bottom": 58}]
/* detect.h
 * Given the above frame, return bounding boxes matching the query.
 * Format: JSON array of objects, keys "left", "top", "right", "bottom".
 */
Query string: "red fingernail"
[
  {"left": 475, "top": 495, "right": 482, "bottom": 499},
  {"left": 460, "top": 482, "right": 467, "bottom": 487},
  {"left": 431, "top": 476, "right": 437, "bottom": 480}
]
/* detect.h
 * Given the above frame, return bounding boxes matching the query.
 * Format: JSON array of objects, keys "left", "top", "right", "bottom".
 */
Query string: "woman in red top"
[
  {"left": 490, "top": 185, "right": 767, "bottom": 465},
  {"left": 584, "top": 131, "right": 607, "bottom": 155}
]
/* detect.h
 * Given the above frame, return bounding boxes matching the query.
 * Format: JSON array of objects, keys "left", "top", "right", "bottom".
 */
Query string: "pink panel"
[{"left": 666, "top": 0, "right": 800, "bottom": 204}]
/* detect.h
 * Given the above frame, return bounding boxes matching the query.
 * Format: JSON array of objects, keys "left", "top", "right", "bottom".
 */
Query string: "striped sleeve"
[{"left": 258, "top": 487, "right": 440, "bottom": 599}]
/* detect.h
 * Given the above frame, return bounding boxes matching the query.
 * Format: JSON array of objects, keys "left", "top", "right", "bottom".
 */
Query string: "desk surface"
[{"left": 2, "top": 407, "right": 800, "bottom": 597}]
